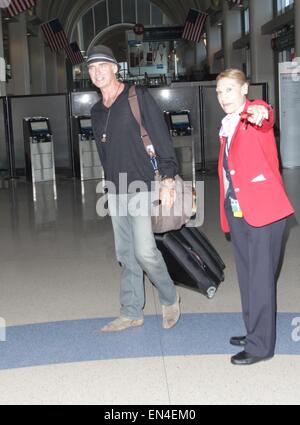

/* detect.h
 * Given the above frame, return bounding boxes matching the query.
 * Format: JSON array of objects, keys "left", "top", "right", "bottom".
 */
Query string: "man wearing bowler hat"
[{"left": 87, "top": 45, "right": 181, "bottom": 332}]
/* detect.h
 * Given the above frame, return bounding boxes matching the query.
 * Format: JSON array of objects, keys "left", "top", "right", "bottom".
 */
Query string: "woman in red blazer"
[{"left": 216, "top": 69, "right": 294, "bottom": 365}]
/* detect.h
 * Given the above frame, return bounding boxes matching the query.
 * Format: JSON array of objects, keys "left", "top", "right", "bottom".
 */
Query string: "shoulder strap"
[
  {"left": 128, "top": 86, "right": 160, "bottom": 176},
  {"left": 128, "top": 85, "right": 156, "bottom": 156}
]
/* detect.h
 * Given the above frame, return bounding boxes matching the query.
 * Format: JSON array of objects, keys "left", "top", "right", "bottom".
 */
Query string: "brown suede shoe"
[
  {"left": 162, "top": 293, "right": 181, "bottom": 329},
  {"left": 100, "top": 317, "right": 144, "bottom": 332}
]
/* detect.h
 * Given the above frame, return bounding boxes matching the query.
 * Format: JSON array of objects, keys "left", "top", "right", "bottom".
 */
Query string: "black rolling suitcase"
[{"left": 155, "top": 227, "right": 225, "bottom": 299}]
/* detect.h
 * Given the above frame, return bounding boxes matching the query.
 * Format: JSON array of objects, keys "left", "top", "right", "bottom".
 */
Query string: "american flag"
[
  {"left": 182, "top": 9, "right": 208, "bottom": 43},
  {"left": 41, "top": 18, "right": 69, "bottom": 52},
  {"left": 2, "top": 0, "right": 37, "bottom": 18},
  {"left": 64, "top": 42, "right": 85, "bottom": 66}
]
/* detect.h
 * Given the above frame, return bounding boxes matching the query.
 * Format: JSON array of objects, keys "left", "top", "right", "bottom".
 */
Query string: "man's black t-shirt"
[{"left": 91, "top": 84, "right": 178, "bottom": 193}]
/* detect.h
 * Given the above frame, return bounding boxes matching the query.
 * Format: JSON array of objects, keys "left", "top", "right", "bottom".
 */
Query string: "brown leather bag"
[{"left": 128, "top": 85, "right": 194, "bottom": 233}]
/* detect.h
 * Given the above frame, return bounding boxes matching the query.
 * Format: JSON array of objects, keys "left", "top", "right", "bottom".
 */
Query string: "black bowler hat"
[{"left": 86, "top": 45, "right": 120, "bottom": 69}]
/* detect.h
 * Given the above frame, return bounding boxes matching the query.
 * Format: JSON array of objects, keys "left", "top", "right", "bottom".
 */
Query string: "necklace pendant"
[{"left": 101, "top": 134, "right": 107, "bottom": 143}]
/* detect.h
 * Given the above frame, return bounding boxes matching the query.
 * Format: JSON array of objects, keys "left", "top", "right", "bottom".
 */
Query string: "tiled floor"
[{"left": 0, "top": 169, "right": 299, "bottom": 405}]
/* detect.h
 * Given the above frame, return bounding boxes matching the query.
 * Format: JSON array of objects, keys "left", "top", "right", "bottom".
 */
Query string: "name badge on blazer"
[{"left": 230, "top": 197, "right": 244, "bottom": 218}]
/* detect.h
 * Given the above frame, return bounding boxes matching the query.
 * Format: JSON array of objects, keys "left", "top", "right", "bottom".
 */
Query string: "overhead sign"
[
  {"left": 271, "top": 28, "right": 295, "bottom": 52},
  {"left": 143, "top": 26, "right": 184, "bottom": 42}
]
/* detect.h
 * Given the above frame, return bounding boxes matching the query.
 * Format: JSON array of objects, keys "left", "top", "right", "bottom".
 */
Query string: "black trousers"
[{"left": 225, "top": 199, "right": 286, "bottom": 357}]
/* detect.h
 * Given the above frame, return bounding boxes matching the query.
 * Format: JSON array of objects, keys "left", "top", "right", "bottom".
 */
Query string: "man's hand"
[
  {"left": 159, "top": 178, "right": 176, "bottom": 209},
  {"left": 246, "top": 105, "right": 269, "bottom": 127}
]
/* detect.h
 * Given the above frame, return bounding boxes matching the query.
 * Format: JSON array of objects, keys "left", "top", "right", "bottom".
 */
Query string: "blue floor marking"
[{"left": 0, "top": 313, "right": 299, "bottom": 370}]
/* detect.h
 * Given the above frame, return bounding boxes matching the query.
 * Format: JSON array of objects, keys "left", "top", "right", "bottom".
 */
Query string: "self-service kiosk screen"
[
  {"left": 170, "top": 113, "right": 190, "bottom": 129},
  {"left": 30, "top": 121, "right": 49, "bottom": 134},
  {"left": 79, "top": 118, "right": 93, "bottom": 133}
]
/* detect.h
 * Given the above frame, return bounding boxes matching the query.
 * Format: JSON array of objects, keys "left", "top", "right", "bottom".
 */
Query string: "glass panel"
[
  {"left": 151, "top": 3, "right": 163, "bottom": 25},
  {"left": 94, "top": 1, "right": 108, "bottom": 33},
  {"left": 244, "top": 8, "right": 249, "bottom": 34},
  {"left": 277, "top": 0, "right": 294, "bottom": 14},
  {"left": 10, "top": 95, "right": 70, "bottom": 170},
  {"left": 280, "top": 48, "right": 295, "bottom": 61},
  {"left": 137, "top": 0, "right": 150, "bottom": 24},
  {"left": 123, "top": 0, "right": 136, "bottom": 23},
  {"left": 82, "top": 9, "right": 94, "bottom": 51},
  {"left": 108, "top": 0, "right": 121, "bottom": 25},
  {"left": 71, "top": 25, "right": 81, "bottom": 48},
  {"left": 0, "top": 99, "right": 9, "bottom": 175},
  {"left": 245, "top": 48, "right": 251, "bottom": 79}
]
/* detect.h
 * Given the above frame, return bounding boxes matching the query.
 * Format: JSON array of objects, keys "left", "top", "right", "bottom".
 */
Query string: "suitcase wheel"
[{"left": 206, "top": 286, "right": 217, "bottom": 299}]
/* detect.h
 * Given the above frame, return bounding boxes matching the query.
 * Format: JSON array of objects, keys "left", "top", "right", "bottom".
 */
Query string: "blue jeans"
[{"left": 108, "top": 191, "right": 177, "bottom": 320}]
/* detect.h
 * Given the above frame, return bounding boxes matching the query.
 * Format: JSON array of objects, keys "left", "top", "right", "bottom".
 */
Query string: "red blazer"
[{"left": 218, "top": 99, "right": 294, "bottom": 233}]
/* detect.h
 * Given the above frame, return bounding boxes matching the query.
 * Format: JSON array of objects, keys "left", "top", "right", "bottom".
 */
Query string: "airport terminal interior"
[{"left": 0, "top": 0, "right": 300, "bottom": 405}]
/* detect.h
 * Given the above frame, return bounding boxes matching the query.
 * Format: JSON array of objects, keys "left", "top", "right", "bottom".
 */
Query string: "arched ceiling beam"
[{"left": 35, "top": 0, "right": 207, "bottom": 39}]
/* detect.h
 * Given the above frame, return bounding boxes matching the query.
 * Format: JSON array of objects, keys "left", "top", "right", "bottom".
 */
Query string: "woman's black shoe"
[
  {"left": 231, "top": 351, "right": 273, "bottom": 366},
  {"left": 230, "top": 336, "right": 247, "bottom": 347}
]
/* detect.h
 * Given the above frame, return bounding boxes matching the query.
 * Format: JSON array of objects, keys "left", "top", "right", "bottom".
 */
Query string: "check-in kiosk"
[
  {"left": 72, "top": 115, "right": 103, "bottom": 181},
  {"left": 23, "top": 117, "right": 56, "bottom": 183},
  {"left": 164, "top": 110, "right": 195, "bottom": 184}
]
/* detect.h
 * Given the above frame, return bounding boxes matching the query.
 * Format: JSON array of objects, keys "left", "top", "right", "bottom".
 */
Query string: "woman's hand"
[{"left": 246, "top": 105, "right": 269, "bottom": 127}]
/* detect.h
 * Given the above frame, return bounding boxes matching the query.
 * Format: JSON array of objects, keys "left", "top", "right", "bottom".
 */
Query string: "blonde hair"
[{"left": 216, "top": 69, "right": 249, "bottom": 86}]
